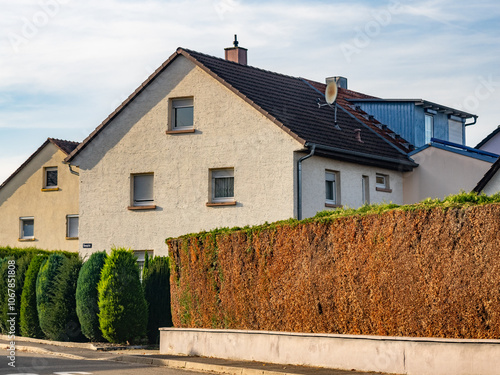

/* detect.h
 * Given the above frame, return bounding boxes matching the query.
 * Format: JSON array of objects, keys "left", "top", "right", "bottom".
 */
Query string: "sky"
[{"left": 1, "top": 0, "right": 500, "bottom": 183}]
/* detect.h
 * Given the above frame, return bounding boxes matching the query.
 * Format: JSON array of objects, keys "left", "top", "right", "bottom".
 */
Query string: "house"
[
  {"left": 0, "top": 138, "right": 80, "bottom": 251},
  {"left": 65, "top": 41, "right": 419, "bottom": 256},
  {"left": 476, "top": 125, "right": 500, "bottom": 154}
]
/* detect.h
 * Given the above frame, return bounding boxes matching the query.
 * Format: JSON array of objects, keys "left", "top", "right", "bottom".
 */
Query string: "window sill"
[
  {"left": 41, "top": 187, "right": 59, "bottom": 192},
  {"left": 18, "top": 238, "right": 35, "bottom": 242},
  {"left": 206, "top": 201, "right": 237, "bottom": 207},
  {"left": 128, "top": 205, "right": 157, "bottom": 211},
  {"left": 325, "top": 203, "right": 343, "bottom": 208},
  {"left": 376, "top": 187, "right": 393, "bottom": 193},
  {"left": 165, "top": 128, "right": 195, "bottom": 134},
  {"left": 66, "top": 237, "right": 79, "bottom": 240}
]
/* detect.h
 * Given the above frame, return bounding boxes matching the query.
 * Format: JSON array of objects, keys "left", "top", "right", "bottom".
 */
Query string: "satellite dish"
[{"left": 325, "top": 81, "right": 338, "bottom": 105}]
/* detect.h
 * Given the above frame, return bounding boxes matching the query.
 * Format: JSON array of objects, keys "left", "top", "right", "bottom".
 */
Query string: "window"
[
  {"left": 448, "top": 118, "right": 463, "bottom": 144},
  {"left": 210, "top": 169, "right": 235, "bottom": 204},
  {"left": 425, "top": 114, "right": 434, "bottom": 144},
  {"left": 44, "top": 167, "right": 58, "bottom": 188},
  {"left": 325, "top": 171, "right": 339, "bottom": 206},
  {"left": 131, "top": 173, "right": 155, "bottom": 208},
  {"left": 66, "top": 215, "right": 79, "bottom": 239},
  {"left": 171, "top": 98, "right": 194, "bottom": 130},
  {"left": 20, "top": 217, "right": 34, "bottom": 240},
  {"left": 362, "top": 175, "right": 370, "bottom": 205},
  {"left": 133, "top": 250, "right": 154, "bottom": 280},
  {"left": 375, "top": 173, "right": 391, "bottom": 192}
]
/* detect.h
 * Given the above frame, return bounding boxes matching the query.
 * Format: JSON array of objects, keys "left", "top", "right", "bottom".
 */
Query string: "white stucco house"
[{"left": 64, "top": 41, "right": 419, "bottom": 256}]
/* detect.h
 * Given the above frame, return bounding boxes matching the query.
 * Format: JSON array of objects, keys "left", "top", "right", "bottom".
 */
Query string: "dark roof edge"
[
  {"left": 0, "top": 138, "right": 75, "bottom": 191},
  {"left": 305, "top": 142, "right": 418, "bottom": 172},
  {"left": 475, "top": 125, "right": 500, "bottom": 149},
  {"left": 473, "top": 157, "right": 500, "bottom": 193}
]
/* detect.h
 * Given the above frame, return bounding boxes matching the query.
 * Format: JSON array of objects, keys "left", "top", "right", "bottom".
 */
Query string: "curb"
[
  {"left": 0, "top": 343, "right": 86, "bottom": 360},
  {"left": 112, "top": 355, "right": 306, "bottom": 375}
]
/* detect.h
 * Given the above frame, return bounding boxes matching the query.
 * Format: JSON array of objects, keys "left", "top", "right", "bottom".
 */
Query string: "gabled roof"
[
  {"left": 476, "top": 125, "right": 500, "bottom": 149},
  {"left": 473, "top": 157, "right": 500, "bottom": 193},
  {"left": 66, "top": 47, "right": 417, "bottom": 171},
  {"left": 0, "top": 138, "right": 79, "bottom": 190}
]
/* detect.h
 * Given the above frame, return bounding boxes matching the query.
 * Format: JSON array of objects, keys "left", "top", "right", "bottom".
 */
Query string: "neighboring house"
[
  {"left": 348, "top": 98, "right": 477, "bottom": 148},
  {"left": 473, "top": 157, "right": 500, "bottom": 195},
  {"left": 0, "top": 138, "right": 80, "bottom": 251},
  {"left": 476, "top": 125, "right": 500, "bottom": 154},
  {"left": 65, "top": 42, "right": 418, "bottom": 256},
  {"left": 404, "top": 138, "right": 498, "bottom": 203}
]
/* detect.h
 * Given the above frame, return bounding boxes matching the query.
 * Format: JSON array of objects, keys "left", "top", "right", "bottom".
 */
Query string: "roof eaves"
[
  {"left": 179, "top": 49, "right": 306, "bottom": 146},
  {"left": 65, "top": 48, "right": 185, "bottom": 163},
  {"left": 475, "top": 125, "right": 500, "bottom": 149}
]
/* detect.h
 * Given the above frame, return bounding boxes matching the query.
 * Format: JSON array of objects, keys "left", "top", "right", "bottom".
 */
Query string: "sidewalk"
[{"left": 0, "top": 335, "right": 388, "bottom": 375}]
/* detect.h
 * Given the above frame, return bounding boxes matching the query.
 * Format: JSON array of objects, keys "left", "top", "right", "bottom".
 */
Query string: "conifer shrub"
[
  {"left": 76, "top": 251, "right": 107, "bottom": 341},
  {"left": 0, "top": 256, "right": 14, "bottom": 334},
  {"left": 20, "top": 255, "right": 47, "bottom": 338},
  {"left": 36, "top": 253, "right": 65, "bottom": 339},
  {"left": 98, "top": 248, "right": 148, "bottom": 344},
  {"left": 142, "top": 256, "right": 172, "bottom": 344},
  {"left": 42, "top": 256, "right": 84, "bottom": 341}
]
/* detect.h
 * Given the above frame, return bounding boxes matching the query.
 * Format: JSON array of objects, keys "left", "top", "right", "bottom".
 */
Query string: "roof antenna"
[
  {"left": 233, "top": 34, "right": 239, "bottom": 47},
  {"left": 317, "top": 78, "right": 341, "bottom": 130}
]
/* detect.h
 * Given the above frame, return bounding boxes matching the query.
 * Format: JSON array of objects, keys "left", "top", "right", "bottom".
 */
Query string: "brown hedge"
[{"left": 167, "top": 204, "right": 500, "bottom": 339}]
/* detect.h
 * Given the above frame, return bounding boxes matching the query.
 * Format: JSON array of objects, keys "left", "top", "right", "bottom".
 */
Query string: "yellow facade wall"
[{"left": 0, "top": 142, "right": 79, "bottom": 251}]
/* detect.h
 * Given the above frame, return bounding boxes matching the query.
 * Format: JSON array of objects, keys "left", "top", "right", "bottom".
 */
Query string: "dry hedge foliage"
[{"left": 167, "top": 204, "right": 500, "bottom": 339}]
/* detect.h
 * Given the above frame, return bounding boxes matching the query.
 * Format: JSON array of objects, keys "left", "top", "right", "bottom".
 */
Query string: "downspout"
[
  {"left": 64, "top": 162, "right": 80, "bottom": 176},
  {"left": 297, "top": 144, "right": 316, "bottom": 221},
  {"left": 465, "top": 115, "right": 478, "bottom": 127}
]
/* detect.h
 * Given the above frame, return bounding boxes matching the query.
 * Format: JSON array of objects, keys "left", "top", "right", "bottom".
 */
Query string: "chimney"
[
  {"left": 326, "top": 76, "right": 348, "bottom": 89},
  {"left": 224, "top": 35, "right": 247, "bottom": 65},
  {"left": 354, "top": 129, "right": 364, "bottom": 143}
]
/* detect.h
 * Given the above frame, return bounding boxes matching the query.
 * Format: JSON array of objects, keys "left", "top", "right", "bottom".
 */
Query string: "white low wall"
[{"left": 159, "top": 328, "right": 500, "bottom": 375}]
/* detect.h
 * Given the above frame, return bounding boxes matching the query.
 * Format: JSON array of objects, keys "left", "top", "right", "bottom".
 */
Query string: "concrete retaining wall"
[{"left": 159, "top": 328, "right": 500, "bottom": 375}]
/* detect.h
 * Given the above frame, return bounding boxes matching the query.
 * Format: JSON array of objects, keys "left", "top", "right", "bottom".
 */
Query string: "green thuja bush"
[
  {"left": 98, "top": 248, "right": 148, "bottom": 344},
  {"left": 76, "top": 251, "right": 107, "bottom": 341},
  {"left": 143, "top": 256, "right": 172, "bottom": 344},
  {"left": 43, "top": 256, "right": 84, "bottom": 341},
  {"left": 20, "top": 255, "right": 47, "bottom": 338},
  {"left": 36, "top": 253, "right": 65, "bottom": 339}
]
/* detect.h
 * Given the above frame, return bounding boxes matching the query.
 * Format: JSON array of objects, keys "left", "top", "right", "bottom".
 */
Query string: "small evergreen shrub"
[
  {"left": 98, "top": 248, "right": 148, "bottom": 344},
  {"left": 76, "top": 251, "right": 107, "bottom": 341},
  {"left": 36, "top": 253, "right": 65, "bottom": 339},
  {"left": 143, "top": 256, "right": 172, "bottom": 344},
  {"left": 0, "top": 256, "right": 14, "bottom": 334},
  {"left": 20, "top": 255, "right": 47, "bottom": 338},
  {"left": 42, "top": 256, "right": 84, "bottom": 341}
]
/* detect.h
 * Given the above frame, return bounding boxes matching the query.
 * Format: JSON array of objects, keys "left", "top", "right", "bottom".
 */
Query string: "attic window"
[
  {"left": 170, "top": 98, "right": 194, "bottom": 131},
  {"left": 43, "top": 167, "right": 58, "bottom": 189}
]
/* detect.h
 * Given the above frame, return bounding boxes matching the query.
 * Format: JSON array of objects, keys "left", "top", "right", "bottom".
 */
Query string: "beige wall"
[
  {"left": 403, "top": 146, "right": 492, "bottom": 204},
  {"left": 0, "top": 143, "right": 80, "bottom": 251},
  {"left": 301, "top": 154, "right": 404, "bottom": 218},
  {"left": 73, "top": 56, "right": 302, "bottom": 256}
]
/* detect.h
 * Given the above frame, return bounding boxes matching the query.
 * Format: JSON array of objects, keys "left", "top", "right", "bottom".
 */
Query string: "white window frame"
[
  {"left": 171, "top": 98, "right": 194, "bottom": 130},
  {"left": 375, "top": 173, "right": 391, "bottom": 193},
  {"left": 325, "top": 171, "right": 339, "bottom": 206},
  {"left": 211, "top": 168, "right": 235, "bottom": 203},
  {"left": 132, "top": 173, "right": 155, "bottom": 207},
  {"left": 44, "top": 166, "right": 58, "bottom": 188},
  {"left": 425, "top": 114, "right": 434, "bottom": 144},
  {"left": 20, "top": 217, "right": 34, "bottom": 240},
  {"left": 66, "top": 215, "right": 79, "bottom": 239}
]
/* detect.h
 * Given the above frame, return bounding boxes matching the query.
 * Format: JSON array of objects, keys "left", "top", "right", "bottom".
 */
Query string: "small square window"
[
  {"left": 325, "top": 171, "right": 339, "bottom": 205},
  {"left": 375, "top": 173, "right": 392, "bottom": 192},
  {"left": 66, "top": 215, "right": 79, "bottom": 239},
  {"left": 44, "top": 167, "right": 58, "bottom": 188},
  {"left": 20, "top": 217, "right": 34, "bottom": 240},
  {"left": 211, "top": 169, "right": 234, "bottom": 203},
  {"left": 132, "top": 174, "right": 154, "bottom": 207},
  {"left": 171, "top": 98, "right": 194, "bottom": 130}
]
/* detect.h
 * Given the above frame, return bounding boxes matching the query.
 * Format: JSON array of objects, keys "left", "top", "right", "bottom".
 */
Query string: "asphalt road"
[{"left": 1, "top": 351, "right": 201, "bottom": 375}]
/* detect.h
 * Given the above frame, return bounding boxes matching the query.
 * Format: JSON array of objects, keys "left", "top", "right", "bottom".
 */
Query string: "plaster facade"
[
  {"left": 0, "top": 143, "right": 80, "bottom": 251},
  {"left": 479, "top": 172, "right": 500, "bottom": 195},
  {"left": 477, "top": 130, "right": 500, "bottom": 154},
  {"left": 73, "top": 56, "right": 302, "bottom": 256},
  {"left": 403, "top": 146, "right": 492, "bottom": 204},
  {"left": 300, "top": 154, "right": 403, "bottom": 218}
]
